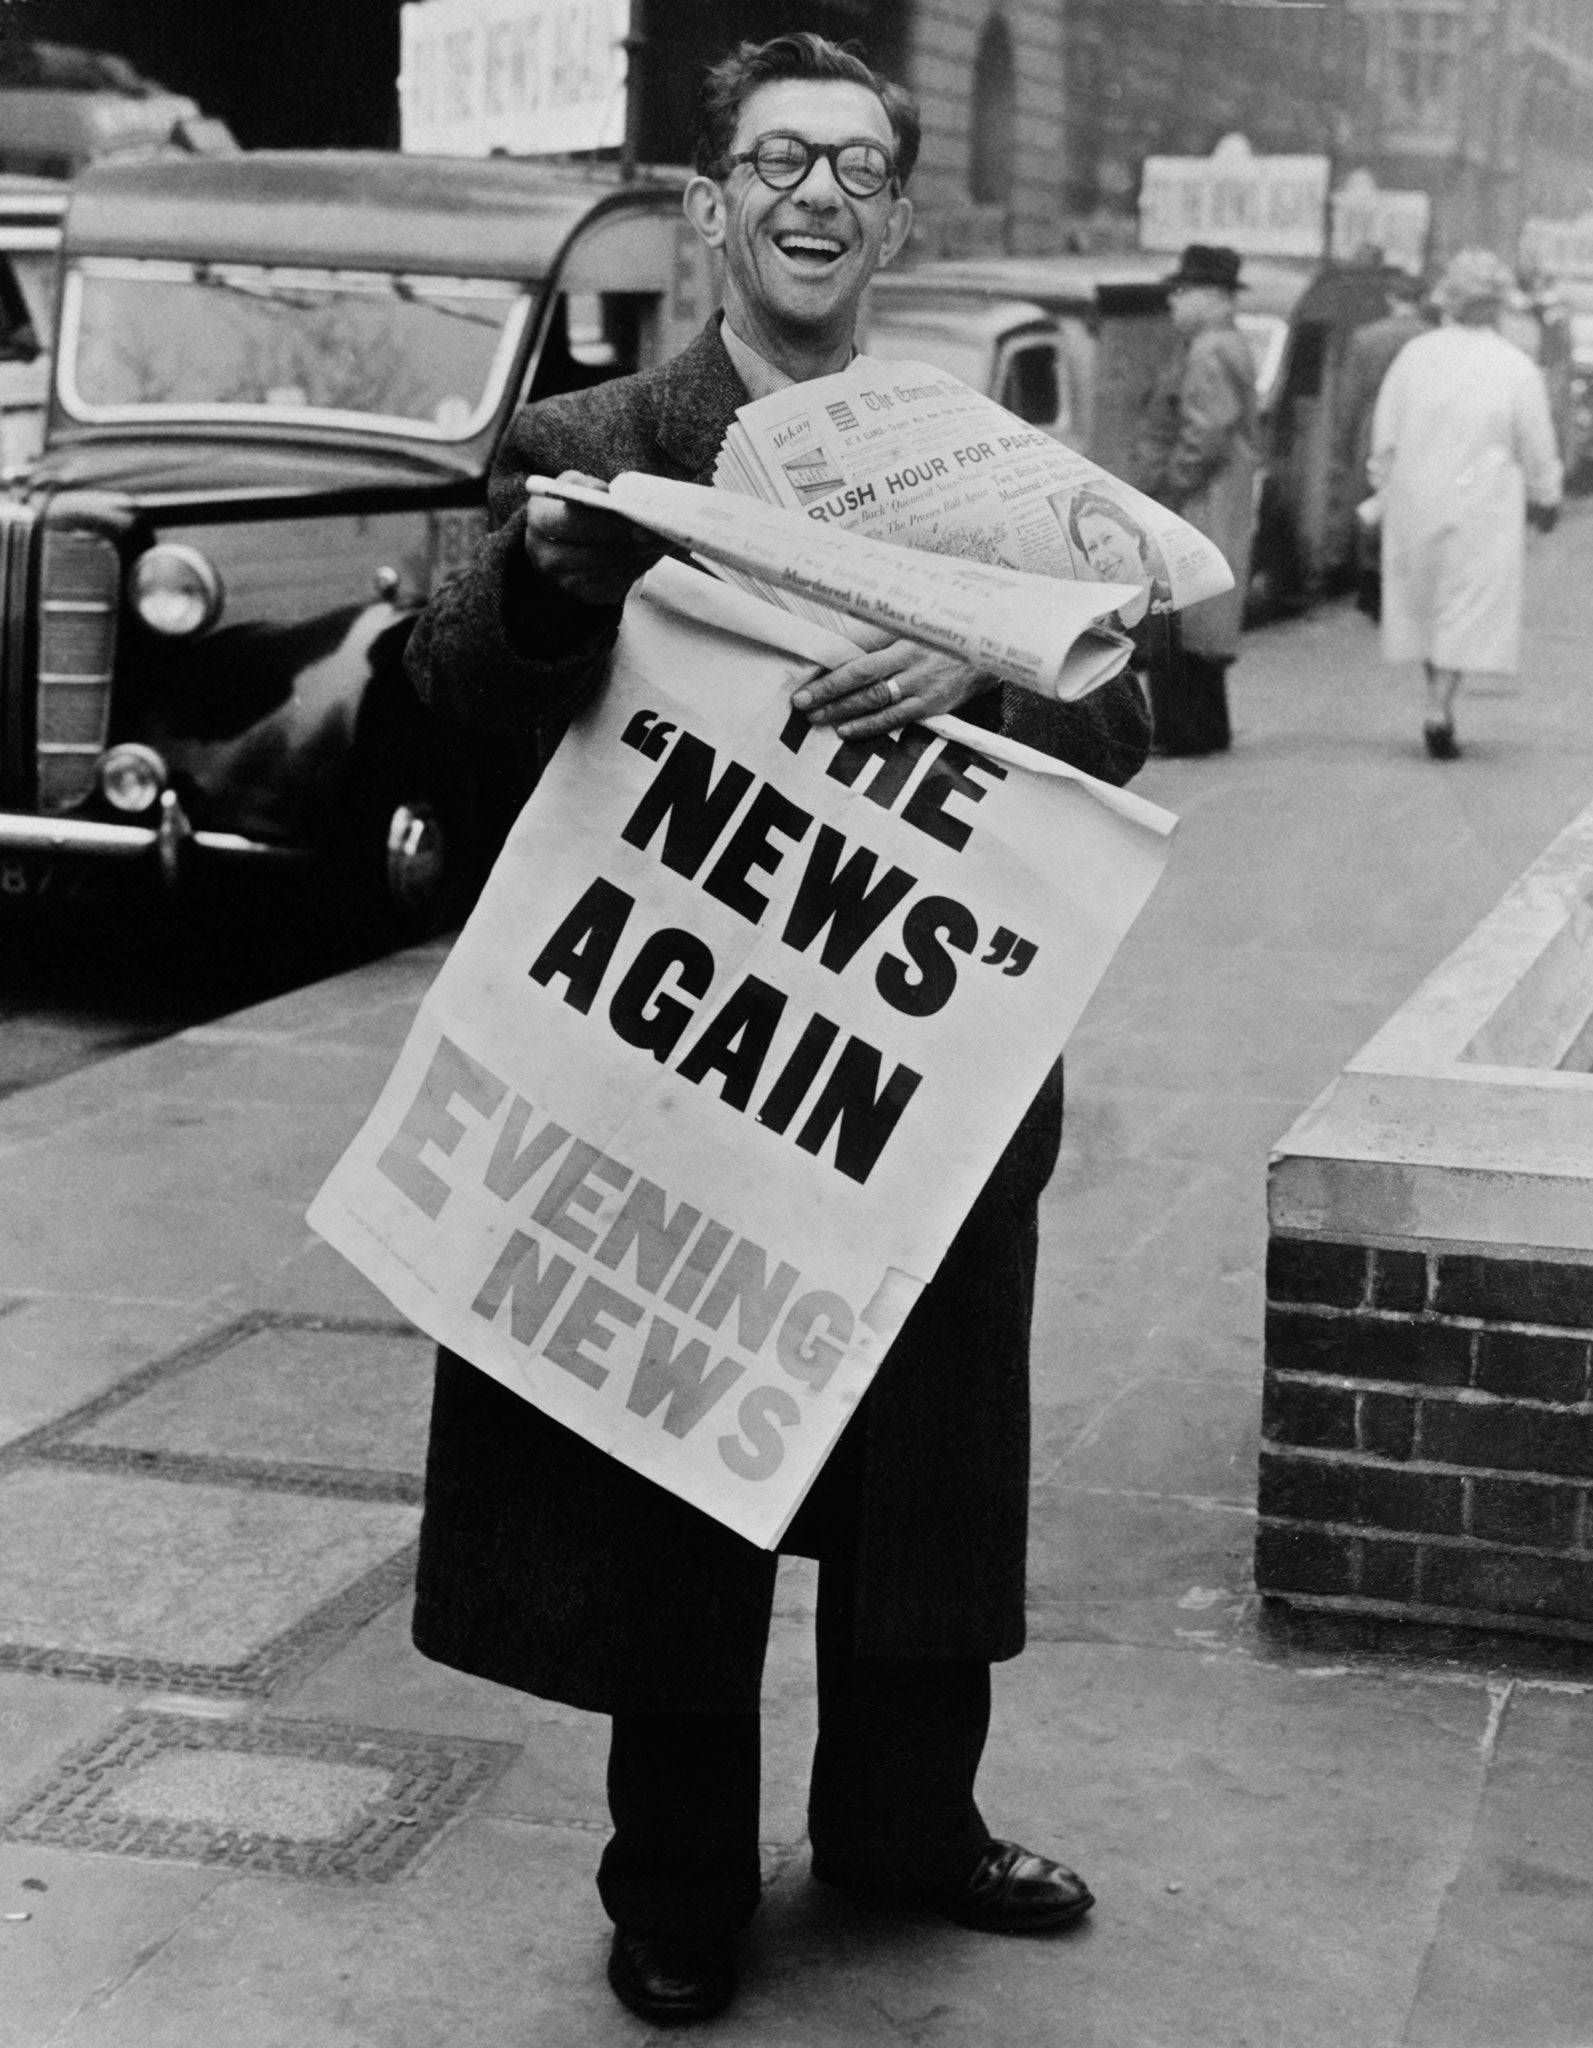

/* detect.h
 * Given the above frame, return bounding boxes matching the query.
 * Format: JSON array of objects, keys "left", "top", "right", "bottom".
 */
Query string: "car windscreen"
[{"left": 57, "top": 257, "right": 532, "bottom": 439}]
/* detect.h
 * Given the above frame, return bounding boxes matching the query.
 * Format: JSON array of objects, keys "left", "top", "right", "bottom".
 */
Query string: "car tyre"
[{"left": 340, "top": 728, "right": 486, "bottom": 947}]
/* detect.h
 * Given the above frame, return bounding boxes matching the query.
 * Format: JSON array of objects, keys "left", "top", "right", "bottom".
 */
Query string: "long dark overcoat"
[
  {"left": 403, "top": 317, "right": 1150, "bottom": 1715},
  {"left": 1132, "top": 319, "right": 1258, "bottom": 660}
]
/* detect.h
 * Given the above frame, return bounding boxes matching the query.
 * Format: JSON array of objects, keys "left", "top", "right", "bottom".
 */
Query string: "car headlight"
[
  {"left": 130, "top": 544, "right": 223, "bottom": 636},
  {"left": 98, "top": 742, "right": 167, "bottom": 814}
]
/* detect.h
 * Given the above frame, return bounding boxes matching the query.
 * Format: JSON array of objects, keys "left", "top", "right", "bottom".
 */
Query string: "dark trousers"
[
  {"left": 1145, "top": 629, "right": 1233, "bottom": 755},
  {"left": 597, "top": 1555, "right": 991, "bottom": 1937}
]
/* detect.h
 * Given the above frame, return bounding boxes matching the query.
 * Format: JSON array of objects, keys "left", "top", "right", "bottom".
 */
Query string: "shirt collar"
[
  {"left": 720, "top": 316, "right": 798, "bottom": 401},
  {"left": 720, "top": 315, "right": 862, "bottom": 400}
]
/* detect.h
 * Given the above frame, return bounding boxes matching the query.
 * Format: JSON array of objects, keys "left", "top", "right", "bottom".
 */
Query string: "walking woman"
[{"left": 1370, "top": 248, "right": 1562, "bottom": 760}]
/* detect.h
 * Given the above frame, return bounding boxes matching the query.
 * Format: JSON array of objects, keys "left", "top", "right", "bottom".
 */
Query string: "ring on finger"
[{"left": 881, "top": 675, "right": 902, "bottom": 706}]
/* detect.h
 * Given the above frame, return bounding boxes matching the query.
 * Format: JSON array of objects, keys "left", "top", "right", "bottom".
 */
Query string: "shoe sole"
[
  {"left": 813, "top": 1869, "right": 1096, "bottom": 1933},
  {"left": 940, "top": 1891, "right": 1096, "bottom": 1933}
]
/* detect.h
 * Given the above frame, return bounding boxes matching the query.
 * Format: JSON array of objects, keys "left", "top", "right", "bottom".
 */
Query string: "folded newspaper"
[{"left": 529, "top": 354, "right": 1233, "bottom": 701}]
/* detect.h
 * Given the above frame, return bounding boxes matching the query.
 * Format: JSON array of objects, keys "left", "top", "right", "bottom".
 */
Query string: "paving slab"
[
  {"left": 39, "top": 1819, "right": 610, "bottom": 2048},
  {"left": 1034, "top": 1367, "right": 1261, "bottom": 1499},
  {"left": 0, "top": 1671, "right": 128, "bottom": 1809},
  {"left": 0, "top": 1465, "right": 416, "bottom": 1687},
  {"left": 0, "top": 1293, "right": 220, "bottom": 1447},
  {"left": 0, "top": 1839, "right": 230, "bottom": 2048},
  {"left": 246, "top": 1231, "right": 422, "bottom": 1322},
  {"left": 3, "top": 1708, "right": 516, "bottom": 1884},
  {"left": 0, "top": 1185, "right": 310, "bottom": 1306},
  {"left": 59, "top": 1319, "right": 434, "bottom": 1478},
  {"left": 1404, "top": 1684, "right": 1593, "bottom": 2047}
]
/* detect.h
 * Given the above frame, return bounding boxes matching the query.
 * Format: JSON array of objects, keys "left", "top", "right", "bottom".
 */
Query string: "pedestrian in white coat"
[{"left": 1370, "top": 247, "right": 1562, "bottom": 760}]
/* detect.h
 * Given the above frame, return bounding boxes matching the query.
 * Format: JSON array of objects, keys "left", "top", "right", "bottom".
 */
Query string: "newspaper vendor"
[{"left": 403, "top": 31, "right": 1151, "bottom": 2027}]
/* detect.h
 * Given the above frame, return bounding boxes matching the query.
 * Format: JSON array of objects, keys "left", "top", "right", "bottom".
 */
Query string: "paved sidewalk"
[{"left": 3, "top": 514, "right": 1593, "bottom": 2046}]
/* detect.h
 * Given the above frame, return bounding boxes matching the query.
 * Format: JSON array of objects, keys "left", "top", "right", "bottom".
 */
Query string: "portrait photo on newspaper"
[{"left": 1048, "top": 481, "right": 1175, "bottom": 629}]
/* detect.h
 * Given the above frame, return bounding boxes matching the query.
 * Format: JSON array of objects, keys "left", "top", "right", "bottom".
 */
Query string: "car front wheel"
[{"left": 342, "top": 733, "right": 484, "bottom": 946}]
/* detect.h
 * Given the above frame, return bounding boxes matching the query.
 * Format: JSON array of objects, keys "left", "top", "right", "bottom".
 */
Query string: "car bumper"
[{"left": 0, "top": 793, "right": 312, "bottom": 887}]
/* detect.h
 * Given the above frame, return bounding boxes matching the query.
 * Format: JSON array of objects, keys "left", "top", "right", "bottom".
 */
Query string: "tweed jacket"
[
  {"left": 403, "top": 317, "right": 1150, "bottom": 1713},
  {"left": 406, "top": 318, "right": 1153, "bottom": 783}
]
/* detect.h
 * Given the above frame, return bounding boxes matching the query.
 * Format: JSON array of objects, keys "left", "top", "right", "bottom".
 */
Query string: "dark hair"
[
  {"left": 695, "top": 32, "right": 921, "bottom": 188},
  {"left": 1067, "top": 489, "right": 1151, "bottom": 565}
]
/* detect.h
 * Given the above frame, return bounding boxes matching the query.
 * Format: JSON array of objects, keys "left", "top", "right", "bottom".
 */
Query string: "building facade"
[
  {"left": 1, "top": 1, "right": 1062, "bottom": 258},
  {"left": 1062, "top": 0, "right": 1368, "bottom": 248},
  {"left": 1349, "top": 0, "right": 1593, "bottom": 256},
  {"left": 900, "top": 2, "right": 1064, "bottom": 257},
  {"left": 1061, "top": 0, "right": 1593, "bottom": 267}
]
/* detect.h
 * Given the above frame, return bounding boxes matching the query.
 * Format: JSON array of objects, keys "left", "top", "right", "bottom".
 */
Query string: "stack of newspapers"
[{"left": 530, "top": 357, "right": 1234, "bottom": 702}]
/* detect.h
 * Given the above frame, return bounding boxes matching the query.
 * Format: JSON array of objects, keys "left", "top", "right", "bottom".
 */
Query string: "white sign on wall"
[
  {"left": 1330, "top": 170, "right": 1431, "bottom": 275},
  {"left": 1139, "top": 133, "right": 1329, "bottom": 260},
  {"left": 1520, "top": 211, "right": 1593, "bottom": 280},
  {"left": 399, "top": 0, "right": 629, "bottom": 157}
]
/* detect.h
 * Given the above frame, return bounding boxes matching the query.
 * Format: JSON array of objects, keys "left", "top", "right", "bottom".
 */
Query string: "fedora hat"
[{"left": 1163, "top": 243, "right": 1244, "bottom": 292}]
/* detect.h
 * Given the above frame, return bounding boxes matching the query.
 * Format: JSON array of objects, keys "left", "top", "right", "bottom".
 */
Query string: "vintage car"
[
  {"left": 0, "top": 40, "right": 237, "bottom": 178},
  {"left": 0, "top": 151, "right": 713, "bottom": 927},
  {"left": 1252, "top": 260, "right": 1428, "bottom": 613},
  {"left": 874, "top": 251, "right": 1311, "bottom": 468},
  {"left": 861, "top": 287, "right": 1078, "bottom": 440},
  {"left": 870, "top": 254, "right": 1171, "bottom": 479}
]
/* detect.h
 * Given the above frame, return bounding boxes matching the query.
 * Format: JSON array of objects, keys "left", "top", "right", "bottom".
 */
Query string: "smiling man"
[{"left": 404, "top": 32, "right": 1150, "bottom": 2027}]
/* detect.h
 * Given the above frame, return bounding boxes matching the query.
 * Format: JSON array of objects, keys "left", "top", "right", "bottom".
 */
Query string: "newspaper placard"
[
  {"left": 712, "top": 357, "right": 1233, "bottom": 637},
  {"left": 308, "top": 562, "right": 1174, "bottom": 1548},
  {"left": 1139, "top": 133, "right": 1330, "bottom": 260},
  {"left": 1330, "top": 171, "right": 1431, "bottom": 275},
  {"left": 398, "top": 0, "right": 628, "bottom": 157},
  {"left": 1521, "top": 210, "right": 1593, "bottom": 280}
]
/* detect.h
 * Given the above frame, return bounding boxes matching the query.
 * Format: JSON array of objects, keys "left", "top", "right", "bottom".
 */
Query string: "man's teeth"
[{"left": 778, "top": 235, "right": 844, "bottom": 257}]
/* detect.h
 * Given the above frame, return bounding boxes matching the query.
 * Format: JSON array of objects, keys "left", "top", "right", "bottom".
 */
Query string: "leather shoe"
[
  {"left": 607, "top": 1928, "right": 736, "bottom": 2025},
  {"left": 920, "top": 1839, "right": 1095, "bottom": 1932}
]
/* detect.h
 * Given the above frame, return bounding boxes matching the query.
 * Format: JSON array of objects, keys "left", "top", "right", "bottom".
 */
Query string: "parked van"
[
  {"left": 863, "top": 288, "right": 1079, "bottom": 442},
  {"left": 1253, "top": 260, "right": 1423, "bottom": 612},
  {"left": 0, "top": 152, "right": 709, "bottom": 927},
  {"left": 0, "top": 42, "right": 236, "bottom": 179}
]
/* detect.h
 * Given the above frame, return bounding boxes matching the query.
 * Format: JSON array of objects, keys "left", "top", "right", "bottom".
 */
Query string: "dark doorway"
[{"left": 968, "top": 11, "right": 1015, "bottom": 208}]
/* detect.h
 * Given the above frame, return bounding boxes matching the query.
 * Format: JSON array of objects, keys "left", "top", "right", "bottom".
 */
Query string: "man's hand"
[
  {"left": 791, "top": 640, "right": 989, "bottom": 738},
  {"left": 524, "top": 471, "right": 665, "bottom": 607}
]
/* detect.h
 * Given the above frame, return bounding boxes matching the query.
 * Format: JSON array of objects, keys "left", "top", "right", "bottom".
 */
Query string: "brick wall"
[
  {"left": 905, "top": 0, "right": 1066, "bottom": 257},
  {"left": 1257, "top": 1234, "right": 1593, "bottom": 1642}
]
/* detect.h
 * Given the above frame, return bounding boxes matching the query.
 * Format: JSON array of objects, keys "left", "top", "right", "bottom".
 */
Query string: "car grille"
[
  {"left": 36, "top": 524, "right": 120, "bottom": 815},
  {"left": 0, "top": 497, "right": 37, "bottom": 807}
]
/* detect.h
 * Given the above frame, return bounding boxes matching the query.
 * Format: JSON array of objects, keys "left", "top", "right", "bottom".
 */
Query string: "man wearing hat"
[{"left": 1132, "top": 243, "right": 1259, "bottom": 755}]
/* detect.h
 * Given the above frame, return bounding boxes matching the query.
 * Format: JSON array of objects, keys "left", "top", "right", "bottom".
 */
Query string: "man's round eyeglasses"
[{"left": 723, "top": 135, "right": 896, "bottom": 199}]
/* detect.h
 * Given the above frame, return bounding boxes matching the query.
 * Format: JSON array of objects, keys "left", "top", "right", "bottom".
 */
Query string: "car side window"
[
  {"left": 0, "top": 257, "right": 39, "bottom": 362},
  {"left": 526, "top": 291, "right": 662, "bottom": 405},
  {"left": 997, "top": 340, "right": 1073, "bottom": 437}
]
